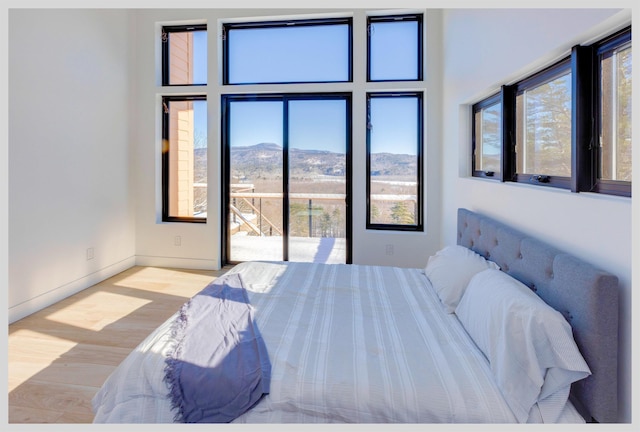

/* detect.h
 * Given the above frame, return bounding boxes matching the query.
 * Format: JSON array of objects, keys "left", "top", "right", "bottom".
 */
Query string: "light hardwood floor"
[{"left": 8, "top": 265, "right": 232, "bottom": 423}]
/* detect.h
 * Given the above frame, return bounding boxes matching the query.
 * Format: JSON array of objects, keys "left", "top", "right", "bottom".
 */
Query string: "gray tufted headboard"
[{"left": 456, "top": 208, "right": 619, "bottom": 423}]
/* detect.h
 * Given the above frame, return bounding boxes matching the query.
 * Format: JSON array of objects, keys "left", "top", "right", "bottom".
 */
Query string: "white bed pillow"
[
  {"left": 455, "top": 268, "right": 591, "bottom": 423},
  {"left": 423, "top": 245, "right": 500, "bottom": 313}
]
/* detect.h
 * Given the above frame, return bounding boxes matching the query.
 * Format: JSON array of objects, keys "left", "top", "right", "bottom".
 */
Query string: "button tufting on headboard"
[{"left": 457, "top": 207, "right": 620, "bottom": 423}]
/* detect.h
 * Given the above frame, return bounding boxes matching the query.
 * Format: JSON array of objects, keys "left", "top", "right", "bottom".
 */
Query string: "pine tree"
[{"left": 391, "top": 201, "right": 414, "bottom": 224}]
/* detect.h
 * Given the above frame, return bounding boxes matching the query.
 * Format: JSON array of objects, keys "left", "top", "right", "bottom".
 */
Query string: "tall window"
[
  {"left": 160, "top": 23, "right": 207, "bottom": 222},
  {"left": 366, "top": 92, "right": 423, "bottom": 231},
  {"left": 220, "top": 17, "right": 357, "bottom": 266},
  {"left": 366, "top": 13, "right": 424, "bottom": 231},
  {"left": 222, "top": 94, "right": 351, "bottom": 264},
  {"left": 162, "top": 96, "right": 207, "bottom": 222},
  {"left": 219, "top": 12, "right": 425, "bottom": 265},
  {"left": 223, "top": 18, "right": 352, "bottom": 85}
]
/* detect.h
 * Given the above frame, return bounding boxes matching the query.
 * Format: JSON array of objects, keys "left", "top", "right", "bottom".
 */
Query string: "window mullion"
[
  {"left": 572, "top": 44, "right": 597, "bottom": 193},
  {"left": 501, "top": 84, "right": 516, "bottom": 182},
  {"left": 282, "top": 97, "right": 290, "bottom": 262}
]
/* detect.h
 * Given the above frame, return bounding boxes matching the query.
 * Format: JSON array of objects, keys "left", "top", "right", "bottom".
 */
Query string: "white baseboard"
[
  {"left": 8, "top": 255, "right": 220, "bottom": 324},
  {"left": 135, "top": 255, "right": 219, "bottom": 271},
  {"left": 8, "top": 256, "right": 136, "bottom": 324}
]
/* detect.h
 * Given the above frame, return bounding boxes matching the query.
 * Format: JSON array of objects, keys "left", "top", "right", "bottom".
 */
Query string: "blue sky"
[
  {"left": 226, "top": 96, "right": 418, "bottom": 156},
  {"left": 369, "top": 97, "right": 419, "bottom": 156},
  {"left": 193, "top": 30, "right": 207, "bottom": 84},
  {"left": 228, "top": 24, "right": 350, "bottom": 84},
  {"left": 191, "top": 21, "right": 419, "bottom": 155},
  {"left": 227, "top": 99, "right": 347, "bottom": 153},
  {"left": 193, "top": 30, "right": 207, "bottom": 148},
  {"left": 370, "top": 20, "right": 419, "bottom": 81}
]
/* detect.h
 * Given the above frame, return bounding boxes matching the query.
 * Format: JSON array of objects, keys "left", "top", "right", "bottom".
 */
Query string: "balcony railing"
[
  {"left": 191, "top": 183, "right": 417, "bottom": 236},
  {"left": 230, "top": 186, "right": 347, "bottom": 237}
]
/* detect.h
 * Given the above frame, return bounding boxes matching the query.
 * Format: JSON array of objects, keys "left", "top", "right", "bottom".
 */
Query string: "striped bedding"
[{"left": 92, "top": 261, "right": 584, "bottom": 423}]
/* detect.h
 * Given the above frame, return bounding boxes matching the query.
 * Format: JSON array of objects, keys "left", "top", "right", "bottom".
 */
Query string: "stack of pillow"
[{"left": 423, "top": 245, "right": 591, "bottom": 423}]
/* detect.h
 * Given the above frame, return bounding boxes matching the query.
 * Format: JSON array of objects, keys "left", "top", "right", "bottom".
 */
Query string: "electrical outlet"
[
  {"left": 86, "top": 247, "right": 94, "bottom": 260},
  {"left": 174, "top": 236, "right": 182, "bottom": 246},
  {"left": 385, "top": 244, "right": 394, "bottom": 255}
]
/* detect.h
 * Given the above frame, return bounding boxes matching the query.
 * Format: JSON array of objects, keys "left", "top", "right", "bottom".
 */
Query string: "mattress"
[{"left": 92, "top": 261, "right": 585, "bottom": 423}]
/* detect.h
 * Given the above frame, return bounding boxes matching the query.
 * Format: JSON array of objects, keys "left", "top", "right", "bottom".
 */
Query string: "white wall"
[
  {"left": 8, "top": 9, "right": 136, "bottom": 322},
  {"left": 132, "top": 8, "right": 442, "bottom": 271},
  {"left": 441, "top": 8, "right": 633, "bottom": 423}
]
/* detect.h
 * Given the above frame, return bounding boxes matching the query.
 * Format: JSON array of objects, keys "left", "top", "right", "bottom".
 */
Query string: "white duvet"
[{"left": 92, "top": 261, "right": 584, "bottom": 423}]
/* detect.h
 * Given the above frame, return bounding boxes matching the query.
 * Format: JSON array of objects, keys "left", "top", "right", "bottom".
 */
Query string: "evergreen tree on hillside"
[{"left": 391, "top": 202, "right": 414, "bottom": 225}]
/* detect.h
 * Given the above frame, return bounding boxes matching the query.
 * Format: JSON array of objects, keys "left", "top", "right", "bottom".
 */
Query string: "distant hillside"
[
  {"left": 369, "top": 152, "right": 417, "bottom": 177},
  {"left": 230, "top": 143, "right": 284, "bottom": 179},
  {"left": 233, "top": 142, "right": 281, "bottom": 152},
  {"left": 228, "top": 143, "right": 415, "bottom": 179}
]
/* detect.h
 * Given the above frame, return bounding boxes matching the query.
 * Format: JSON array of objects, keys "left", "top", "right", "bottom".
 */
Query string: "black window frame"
[
  {"left": 472, "top": 91, "right": 503, "bottom": 180},
  {"left": 470, "top": 25, "right": 631, "bottom": 198},
  {"left": 511, "top": 56, "right": 574, "bottom": 190},
  {"left": 593, "top": 26, "right": 632, "bottom": 197},
  {"left": 161, "top": 24, "right": 207, "bottom": 87},
  {"left": 161, "top": 94, "right": 208, "bottom": 224},
  {"left": 367, "top": 13, "right": 424, "bottom": 83},
  {"left": 220, "top": 92, "right": 353, "bottom": 265},
  {"left": 222, "top": 17, "right": 353, "bottom": 86},
  {"left": 366, "top": 91, "right": 424, "bottom": 232}
]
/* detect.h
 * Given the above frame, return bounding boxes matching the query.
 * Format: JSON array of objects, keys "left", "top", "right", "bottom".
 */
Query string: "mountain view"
[
  {"left": 228, "top": 142, "right": 416, "bottom": 180},
  {"left": 194, "top": 142, "right": 418, "bottom": 235}
]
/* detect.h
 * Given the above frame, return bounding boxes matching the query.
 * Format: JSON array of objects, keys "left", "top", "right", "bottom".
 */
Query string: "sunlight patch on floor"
[{"left": 42, "top": 291, "right": 153, "bottom": 330}]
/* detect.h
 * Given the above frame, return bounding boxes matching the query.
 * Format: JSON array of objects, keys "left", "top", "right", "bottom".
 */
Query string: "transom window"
[
  {"left": 222, "top": 18, "right": 353, "bottom": 85},
  {"left": 367, "top": 14, "right": 423, "bottom": 82},
  {"left": 161, "top": 24, "right": 207, "bottom": 86}
]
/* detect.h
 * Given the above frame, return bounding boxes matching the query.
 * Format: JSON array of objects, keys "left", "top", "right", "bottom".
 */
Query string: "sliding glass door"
[{"left": 222, "top": 93, "right": 351, "bottom": 265}]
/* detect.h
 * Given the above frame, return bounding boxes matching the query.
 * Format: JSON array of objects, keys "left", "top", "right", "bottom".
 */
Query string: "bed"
[{"left": 91, "top": 208, "right": 619, "bottom": 423}]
